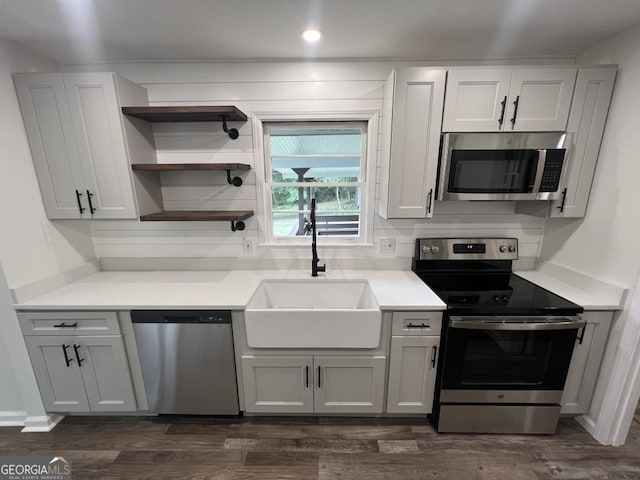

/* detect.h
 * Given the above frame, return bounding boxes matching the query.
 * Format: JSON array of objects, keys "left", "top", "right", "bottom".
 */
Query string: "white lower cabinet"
[
  {"left": 561, "top": 311, "right": 614, "bottom": 415},
  {"left": 386, "top": 312, "right": 442, "bottom": 414},
  {"left": 19, "top": 311, "right": 138, "bottom": 413},
  {"left": 241, "top": 355, "right": 386, "bottom": 414},
  {"left": 387, "top": 336, "right": 439, "bottom": 414}
]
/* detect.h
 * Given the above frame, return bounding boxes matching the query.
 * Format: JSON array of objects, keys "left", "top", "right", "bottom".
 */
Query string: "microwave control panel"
[{"left": 539, "top": 150, "right": 565, "bottom": 192}]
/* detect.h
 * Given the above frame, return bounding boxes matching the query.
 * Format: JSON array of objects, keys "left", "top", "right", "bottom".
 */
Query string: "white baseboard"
[
  {"left": 21, "top": 414, "right": 64, "bottom": 432},
  {"left": 0, "top": 410, "right": 27, "bottom": 427}
]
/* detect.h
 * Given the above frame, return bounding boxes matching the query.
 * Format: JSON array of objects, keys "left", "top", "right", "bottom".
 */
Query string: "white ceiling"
[{"left": 1, "top": 0, "right": 640, "bottom": 64}]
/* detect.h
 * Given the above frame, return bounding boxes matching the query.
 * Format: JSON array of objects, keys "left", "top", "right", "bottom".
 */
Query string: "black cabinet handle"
[
  {"left": 54, "top": 322, "right": 78, "bottom": 328},
  {"left": 510, "top": 95, "right": 520, "bottom": 128},
  {"left": 75, "top": 190, "right": 85, "bottom": 214},
  {"left": 86, "top": 190, "right": 96, "bottom": 214},
  {"left": 498, "top": 95, "right": 507, "bottom": 126},
  {"left": 426, "top": 189, "right": 433, "bottom": 214},
  {"left": 62, "top": 344, "right": 73, "bottom": 367},
  {"left": 73, "top": 344, "right": 85, "bottom": 366},
  {"left": 557, "top": 187, "right": 568, "bottom": 213},
  {"left": 317, "top": 366, "right": 322, "bottom": 389},
  {"left": 305, "top": 366, "right": 309, "bottom": 389},
  {"left": 431, "top": 346, "right": 438, "bottom": 368}
]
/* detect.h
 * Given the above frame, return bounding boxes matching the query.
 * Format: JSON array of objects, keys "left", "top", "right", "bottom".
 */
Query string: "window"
[{"left": 263, "top": 122, "right": 370, "bottom": 243}]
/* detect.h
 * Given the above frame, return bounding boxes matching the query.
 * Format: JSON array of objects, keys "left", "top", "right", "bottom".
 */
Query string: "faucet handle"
[{"left": 317, "top": 263, "right": 326, "bottom": 273}]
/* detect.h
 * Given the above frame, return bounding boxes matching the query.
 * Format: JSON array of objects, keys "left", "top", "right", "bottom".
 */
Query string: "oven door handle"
[{"left": 449, "top": 316, "right": 586, "bottom": 331}]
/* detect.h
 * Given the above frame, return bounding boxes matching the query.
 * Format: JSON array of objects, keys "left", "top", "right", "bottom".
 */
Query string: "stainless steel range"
[{"left": 412, "top": 238, "right": 585, "bottom": 434}]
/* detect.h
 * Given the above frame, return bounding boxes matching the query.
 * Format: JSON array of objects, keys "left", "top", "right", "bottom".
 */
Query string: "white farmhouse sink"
[{"left": 244, "top": 279, "right": 381, "bottom": 348}]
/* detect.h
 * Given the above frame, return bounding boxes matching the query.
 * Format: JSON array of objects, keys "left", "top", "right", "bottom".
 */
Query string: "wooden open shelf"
[
  {"left": 122, "top": 106, "right": 247, "bottom": 122},
  {"left": 131, "top": 163, "right": 250, "bottom": 172},
  {"left": 139, "top": 210, "right": 254, "bottom": 222}
]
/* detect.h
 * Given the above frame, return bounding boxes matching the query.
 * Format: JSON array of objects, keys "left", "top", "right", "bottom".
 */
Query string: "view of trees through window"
[{"left": 266, "top": 123, "right": 365, "bottom": 237}]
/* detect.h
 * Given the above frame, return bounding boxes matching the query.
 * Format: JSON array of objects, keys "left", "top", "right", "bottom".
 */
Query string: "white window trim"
[{"left": 252, "top": 111, "right": 379, "bottom": 246}]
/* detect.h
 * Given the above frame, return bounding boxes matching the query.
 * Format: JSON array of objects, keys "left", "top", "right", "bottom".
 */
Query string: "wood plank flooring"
[{"left": 1, "top": 415, "right": 640, "bottom": 479}]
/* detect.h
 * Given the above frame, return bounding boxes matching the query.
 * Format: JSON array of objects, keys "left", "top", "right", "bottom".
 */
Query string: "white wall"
[
  {"left": 72, "top": 61, "right": 546, "bottom": 270},
  {"left": 0, "top": 38, "right": 96, "bottom": 289},
  {"left": 539, "top": 24, "right": 640, "bottom": 445},
  {"left": 540, "top": 27, "right": 640, "bottom": 287}
]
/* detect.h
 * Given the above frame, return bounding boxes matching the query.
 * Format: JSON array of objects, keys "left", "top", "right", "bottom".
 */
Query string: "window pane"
[
  {"left": 271, "top": 186, "right": 361, "bottom": 237},
  {"left": 270, "top": 127, "right": 362, "bottom": 182},
  {"left": 266, "top": 122, "right": 366, "bottom": 240}
]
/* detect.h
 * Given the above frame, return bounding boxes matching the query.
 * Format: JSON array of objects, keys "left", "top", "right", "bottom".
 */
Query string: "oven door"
[{"left": 440, "top": 316, "right": 585, "bottom": 400}]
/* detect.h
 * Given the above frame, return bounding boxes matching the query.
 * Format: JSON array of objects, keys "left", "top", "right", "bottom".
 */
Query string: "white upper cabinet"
[
  {"left": 443, "top": 67, "right": 577, "bottom": 132},
  {"left": 550, "top": 67, "right": 617, "bottom": 218},
  {"left": 13, "top": 74, "right": 86, "bottom": 219},
  {"left": 14, "top": 72, "right": 153, "bottom": 220},
  {"left": 378, "top": 68, "right": 446, "bottom": 219}
]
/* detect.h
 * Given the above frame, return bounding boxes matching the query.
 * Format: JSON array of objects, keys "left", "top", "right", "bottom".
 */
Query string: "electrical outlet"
[
  {"left": 379, "top": 237, "right": 396, "bottom": 254},
  {"left": 243, "top": 238, "right": 254, "bottom": 255}
]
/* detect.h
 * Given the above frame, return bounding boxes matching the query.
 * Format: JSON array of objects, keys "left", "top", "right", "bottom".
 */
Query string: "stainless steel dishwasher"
[{"left": 131, "top": 310, "right": 239, "bottom": 415}]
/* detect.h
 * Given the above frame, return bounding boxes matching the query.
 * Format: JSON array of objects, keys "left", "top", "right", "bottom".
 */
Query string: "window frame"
[{"left": 252, "top": 111, "right": 379, "bottom": 246}]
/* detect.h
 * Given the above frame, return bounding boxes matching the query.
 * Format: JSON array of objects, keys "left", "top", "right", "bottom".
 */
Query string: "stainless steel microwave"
[{"left": 437, "top": 132, "right": 570, "bottom": 201}]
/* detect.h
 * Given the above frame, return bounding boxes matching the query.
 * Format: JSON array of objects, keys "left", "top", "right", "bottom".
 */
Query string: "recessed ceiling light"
[{"left": 302, "top": 29, "right": 322, "bottom": 42}]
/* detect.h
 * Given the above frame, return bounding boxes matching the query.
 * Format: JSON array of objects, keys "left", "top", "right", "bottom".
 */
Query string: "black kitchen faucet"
[{"left": 310, "top": 198, "right": 326, "bottom": 277}]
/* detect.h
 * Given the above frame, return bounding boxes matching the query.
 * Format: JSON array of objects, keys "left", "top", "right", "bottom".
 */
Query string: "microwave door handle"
[{"left": 530, "top": 149, "right": 547, "bottom": 194}]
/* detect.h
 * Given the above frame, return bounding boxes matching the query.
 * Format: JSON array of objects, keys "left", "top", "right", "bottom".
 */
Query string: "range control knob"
[
  {"left": 499, "top": 245, "right": 508, "bottom": 253},
  {"left": 430, "top": 245, "right": 440, "bottom": 254},
  {"left": 508, "top": 245, "right": 516, "bottom": 253}
]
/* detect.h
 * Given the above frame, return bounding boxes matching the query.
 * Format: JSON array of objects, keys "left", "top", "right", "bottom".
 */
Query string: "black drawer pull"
[
  {"left": 406, "top": 322, "right": 430, "bottom": 329},
  {"left": 54, "top": 322, "right": 78, "bottom": 328}
]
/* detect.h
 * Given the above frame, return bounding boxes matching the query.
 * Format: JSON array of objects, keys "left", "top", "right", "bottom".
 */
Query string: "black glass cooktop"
[{"left": 416, "top": 271, "right": 583, "bottom": 317}]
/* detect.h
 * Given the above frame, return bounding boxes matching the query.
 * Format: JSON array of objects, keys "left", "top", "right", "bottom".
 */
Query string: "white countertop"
[{"left": 14, "top": 269, "right": 447, "bottom": 311}]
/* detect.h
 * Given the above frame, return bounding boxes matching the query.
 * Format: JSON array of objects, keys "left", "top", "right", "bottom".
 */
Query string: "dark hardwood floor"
[{"left": 1, "top": 414, "right": 640, "bottom": 479}]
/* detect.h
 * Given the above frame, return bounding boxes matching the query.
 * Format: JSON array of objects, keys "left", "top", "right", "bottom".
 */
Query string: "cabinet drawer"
[
  {"left": 18, "top": 311, "right": 120, "bottom": 336},
  {"left": 392, "top": 312, "right": 442, "bottom": 336}
]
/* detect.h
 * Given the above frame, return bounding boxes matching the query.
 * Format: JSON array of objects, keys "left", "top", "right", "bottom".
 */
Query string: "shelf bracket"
[
  {"left": 221, "top": 116, "right": 239, "bottom": 140},
  {"left": 226, "top": 169, "right": 243, "bottom": 187},
  {"left": 230, "top": 220, "right": 246, "bottom": 232}
]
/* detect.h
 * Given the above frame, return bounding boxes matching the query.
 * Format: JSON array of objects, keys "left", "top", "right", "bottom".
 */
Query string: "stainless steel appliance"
[
  {"left": 437, "top": 132, "right": 570, "bottom": 201},
  {"left": 412, "top": 238, "right": 584, "bottom": 434},
  {"left": 131, "top": 310, "right": 239, "bottom": 415}
]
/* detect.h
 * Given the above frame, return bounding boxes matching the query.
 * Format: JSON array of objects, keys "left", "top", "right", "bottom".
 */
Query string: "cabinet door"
[
  {"left": 442, "top": 68, "right": 512, "bottom": 132},
  {"left": 13, "top": 73, "right": 86, "bottom": 219},
  {"left": 24, "top": 336, "right": 90, "bottom": 412},
  {"left": 507, "top": 67, "right": 577, "bottom": 132},
  {"left": 63, "top": 73, "right": 137, "bottom": 219},
  {"left": 551, "top": 67, "right": 616, "bottom": 218},
  {"left": 314, "top": 356, "right": 386, "bottom": 414},
  {"left": 387, "top": 336, "right": 439, "bottom": 414},
  {"left": 386, "top": 68, "right": 446, "bottom": 218},
  {"left": 241, "top": 356, "right": 314, "bottom": 413},
  {"left": 561, "top": 312, "right": 614, "bottom": 415},
  {"left": 75, "top": 335, "right": 137, "bottom": 412}
]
